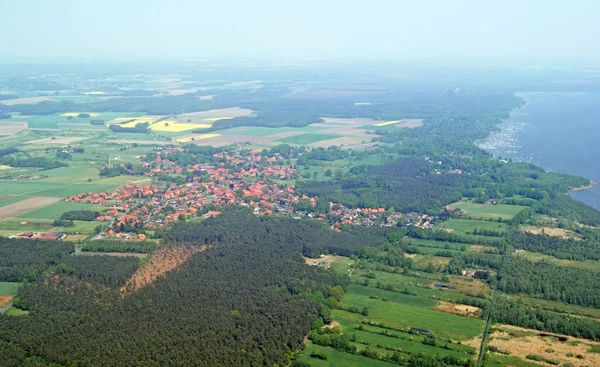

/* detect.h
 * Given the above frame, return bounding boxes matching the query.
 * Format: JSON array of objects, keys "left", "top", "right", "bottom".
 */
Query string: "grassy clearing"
[
  {"left": 0, "top": 282, "right": 19, "bottom": 296},
  {"left": 437, "top": 218, "right": 508, "bottom": 239},
  {"left": 277, "top": 133, "right": 341, "bottom": 145},
  {"left": 405, "top": 238, "right": 473, "bottom": 251},
  {"left": 449, "top": 200, "right": 527, "bottom": 220},
  {"left": 4, "top": 307, "right": 29, "bottom": 316},
  {"left": 16, "top": 201, "right": 105, "bottom": 220}
]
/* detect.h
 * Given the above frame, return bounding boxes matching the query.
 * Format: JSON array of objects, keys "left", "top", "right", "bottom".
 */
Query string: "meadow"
[
  {"left": 449, "top": 200, "right": 527, "bottom": 220},
  {"left": 16, "top": 201, "right": 105, "bottom": 220},
  {"left": 437, "top": 218, "right": 508, "bottom": 238}
]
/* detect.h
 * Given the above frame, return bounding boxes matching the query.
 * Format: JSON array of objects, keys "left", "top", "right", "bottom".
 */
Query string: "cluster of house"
[{"left": 63, "top": 149, "right": 431, "bottom": 238}]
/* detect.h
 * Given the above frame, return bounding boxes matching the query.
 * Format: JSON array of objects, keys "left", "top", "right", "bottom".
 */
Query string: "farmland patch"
[{"left": 0, "top": 196, "right": 62, "bottom": 221}]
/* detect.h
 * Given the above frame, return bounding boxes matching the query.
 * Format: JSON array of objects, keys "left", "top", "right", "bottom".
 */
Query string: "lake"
[{"left": 477, "top": 91, "right": 600, "bottom": 210}]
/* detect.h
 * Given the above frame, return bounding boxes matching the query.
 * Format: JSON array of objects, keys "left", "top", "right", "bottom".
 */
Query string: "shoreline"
[{"left": 570, "top": 181, "right": 596, "bottom": 194}]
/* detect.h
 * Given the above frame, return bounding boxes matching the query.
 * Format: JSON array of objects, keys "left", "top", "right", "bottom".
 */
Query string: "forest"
[
  {"left": 0, "top": 238, "right": 73, "bottom": 282},
  {"left": 0, "top": 211, "right": 379, "bottom": 366}
]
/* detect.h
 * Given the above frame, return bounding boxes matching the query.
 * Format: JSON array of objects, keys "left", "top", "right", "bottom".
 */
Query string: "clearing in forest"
[{"left": 121, "top": 245, "right": 207, "bottom": 293}]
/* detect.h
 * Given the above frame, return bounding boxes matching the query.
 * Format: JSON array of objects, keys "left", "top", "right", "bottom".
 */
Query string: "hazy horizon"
[{"left": 1, "top": 0, "right": 599, "bottom": 64}]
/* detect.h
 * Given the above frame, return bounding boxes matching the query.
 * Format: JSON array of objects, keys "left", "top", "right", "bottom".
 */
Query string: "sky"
[{"left": 1, "top": 0, "right": 599, "bottom": 64}]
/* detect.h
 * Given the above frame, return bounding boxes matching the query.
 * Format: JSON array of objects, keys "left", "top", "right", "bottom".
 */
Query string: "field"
[
  {"left": 449, "top": 200, "right": 527, "bottom": 220},
  {"left": 437, "top": 218, "right": 508, "bottom": 237},
  {"left": 373, "top": 119, "right": 424, "bottom": 127},
  {"left": 486, "top": 324, "right": 600, "bottom": 367},
  {"left": 298, "top": 343, "right": 397, "bottom": 367},
  {"left": 15, "top": 201, "right": 105, "bottom": 220},
  {"left": 149, "top": 120, "right": 212, "bottom": 132},
  {"left": 298, "top": 254, "right": 484, "bottom": 366},
  {"left": 0, "top": 282, "right": 19, "bottom": 296},
  {"left": 0, "top": 196, "right": 62, "bottom": 220},
  {"left": 277, "top": 133, "right": 342, "bottom": 145},
  {"left": 0, "top": 121, "right": 28, "bottom": 135}
]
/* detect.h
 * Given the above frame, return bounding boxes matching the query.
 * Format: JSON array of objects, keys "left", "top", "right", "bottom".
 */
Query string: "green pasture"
[
  {"left": 344, "top": 284, "right": 438, "bottom": 308},
  {"left": 437, "top": 218, "right": 508, "bottom": 238},
  {"left": 338, "top": 287, "right": 484, "bottom": 340},
  {"left": 16, "top": 202, "right": 104, "bottom": 220},
  {"left": 450, "top": 200, "right": 527, "bottom": 220},
  {"left": 0, "top": 218, "right": 53, "bottom": 233},
  {"left": 0, "top": 174, "right": 147, "bottom": 198},
  {"left": 405, "top": 238, "right": 472, "bottom": 251},
  {"left": 351, "top": 269, "right": 488, "bottom": 303},
  {"left": 487, "top": 354, "right": 544, "bottom": 367},
  {"left": 276, "top": 133, "right": 341, "bottom": 145},
  {"left": 298, "top": 343, "right": 397, "bottom": 367},
  {"left": 38, "top": 167, "right": 99, "bottom": 183},
  {"left": 351, "top": 327, "right": 473, "bottom": 359}
]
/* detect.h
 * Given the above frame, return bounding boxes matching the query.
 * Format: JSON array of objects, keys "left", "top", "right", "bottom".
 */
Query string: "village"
[{"left": 60, "top": 147, "right": 433, "bottom": 240}]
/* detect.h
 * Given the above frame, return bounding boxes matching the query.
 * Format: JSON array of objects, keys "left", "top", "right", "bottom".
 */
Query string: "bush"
[{"left": 310, "top": 348, "right": 328, "bottom": 360}]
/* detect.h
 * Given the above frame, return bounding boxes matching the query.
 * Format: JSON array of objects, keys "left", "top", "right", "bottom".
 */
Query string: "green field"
[
  {"left": 351, "top": 267, "right": 490, "bottom": 303},
  {"left": 277, "top": 133, "right": 341, "bottom": 145},
  {"left": 345, "top": 284, "right": 438, "bottom": 308},
  {"left": 16, "top": 201, "right": 105, "bottom": 220},
  {"left": 0, "top": 218, "right": 53, "bottom": 233},
  {"left": 337, "top": 292, "right": 484, "bottom": 340},
  {"left": 437, "top": 218, "right": 508, "bottom": 239},
  {"left": 405, "top": 238, "right": 473, "bottom": 251},
  {"left": 450, "top": 200, "right": 527, "bottom": 220},
  {"left": 487, "top": 354, "right": 544, "bottom": 367},
  {"left": 38, "top": 167, "right": 99, "bottom": 182},
  {"left": 298, "top": 343, "right": 397, "bottom": 367},
  {"left": 0, "top": 282, "right": 19, "bottom": 296}
]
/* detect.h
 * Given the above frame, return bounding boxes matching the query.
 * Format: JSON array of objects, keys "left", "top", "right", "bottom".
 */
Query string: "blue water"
[{"left": 478, "top": 92, "right": 600, "bottom": 211}]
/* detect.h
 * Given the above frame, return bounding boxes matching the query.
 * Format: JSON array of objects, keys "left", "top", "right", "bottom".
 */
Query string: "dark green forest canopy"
[{"left": 0, "top": 211, "right": 395, "bottom": 366}]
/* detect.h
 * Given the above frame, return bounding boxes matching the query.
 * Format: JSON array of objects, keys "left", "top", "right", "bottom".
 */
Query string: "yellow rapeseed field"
[
  {"left": 119, "top": 120, "right": 155, "bottom": 128},
  {"left": 176, "top": 134, "right": 221, "bottom": 143},
  {"left": 150, "top": 121, "right": 212, "bottom": 132},
  {"left": 60, "top": 112, "right": 100, "bottom": 117},
  {"left": 374, "top": 120, "right": 402, "bottom": 127}
]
